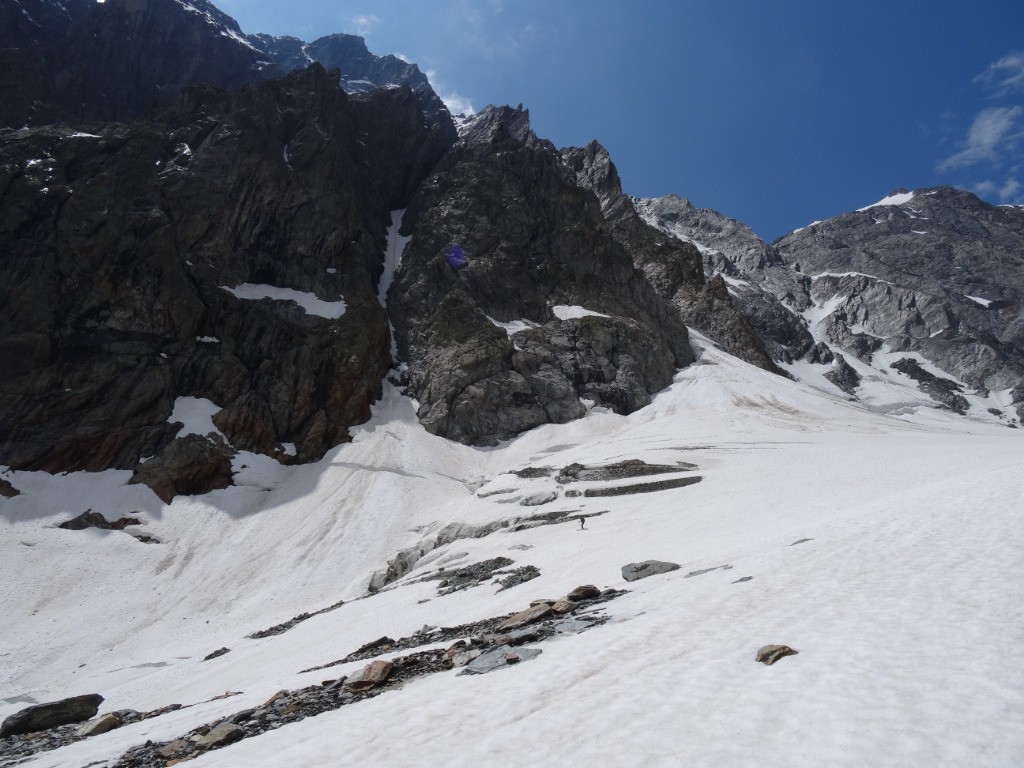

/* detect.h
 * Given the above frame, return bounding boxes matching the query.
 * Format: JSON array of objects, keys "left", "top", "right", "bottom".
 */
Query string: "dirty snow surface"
[{"left": 2, "top": 340, "right": 1023, "bottom": 768}]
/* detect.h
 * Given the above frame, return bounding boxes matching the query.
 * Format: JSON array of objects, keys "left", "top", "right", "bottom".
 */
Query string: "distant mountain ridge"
[
  {"left": 637, "top": 187, "right": 1024, "bottom": 422},
  {"left": 0, "top": 0, "right": 447, "bottom": 129}
]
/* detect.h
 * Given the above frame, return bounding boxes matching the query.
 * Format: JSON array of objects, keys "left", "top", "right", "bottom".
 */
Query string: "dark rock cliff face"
[
  {"left": 0, "top": 0, "right": 281, "bottom": 129},
  {"left": 388, "top": 108, "right": 694, "bottom": 445},
  {"left": 0, "top": 0, "right": 93, "bottom": 49},
  {"left": 0, "top": 65, "right": 453, "bottom": 484},
  {"left": 562, "top": 142, "right": 785, "bottom": 376}
]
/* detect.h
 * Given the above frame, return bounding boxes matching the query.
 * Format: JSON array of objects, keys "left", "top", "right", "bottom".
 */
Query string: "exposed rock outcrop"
[
  {"left": 389, "top": 107, "right": 694, "bottom": 445},
  {"left": 824, "top": 353, "right": 861, "bottom": 396},
  {"left": 890, "top": 358, "right": 970, "bottom": 414},
  {"left": 563, "top": 142, "right": 786, "bottom": 375},
  {"left": 634, "top": 193, "right": 815, "bottom": 366},
  {"left": 58, "top": 510, "right": 141, "bottom": 531}
]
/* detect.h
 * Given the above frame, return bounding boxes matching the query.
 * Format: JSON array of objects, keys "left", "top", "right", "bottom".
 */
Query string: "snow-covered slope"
[{"left": 2, "top": 336, "right": 1022, "bottom": 767}]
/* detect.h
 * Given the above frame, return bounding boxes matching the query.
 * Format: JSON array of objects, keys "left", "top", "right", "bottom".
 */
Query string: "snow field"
[{"left": 1, "top": 341, "right": 1022, "bottom": 767}]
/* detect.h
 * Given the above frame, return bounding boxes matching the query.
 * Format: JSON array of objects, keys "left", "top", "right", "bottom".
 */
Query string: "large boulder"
[
  {"left": 621, "top": 560, "right": 680, "bottom": 582},
  {"left": 0, "top": 694, "right": 103, "bottom": 737},
  {"left": 128, "top": 435, "right": 235, "bottom": 503}
]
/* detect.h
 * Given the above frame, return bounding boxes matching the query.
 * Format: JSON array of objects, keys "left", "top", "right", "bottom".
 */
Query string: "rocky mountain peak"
[
  {"left": 560, "top": 140, "right": 623, "bottom": 212},
  {"left": 634, "top": 193, "right": 781, "bottom": 273},
  {"left": 456, "top": 104, "right": 555, "bottom": 153},
  {"left": 250, "top": 31, "right": 453, "bottom": 131},
  {"left": 0, "top": 0, "right": 280, "bottom": 128}
]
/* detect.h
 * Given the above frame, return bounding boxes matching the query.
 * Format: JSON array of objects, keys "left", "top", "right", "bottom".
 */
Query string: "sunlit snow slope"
[{"left": 2, "top": 336, "right": 1023, "bottom": 767}]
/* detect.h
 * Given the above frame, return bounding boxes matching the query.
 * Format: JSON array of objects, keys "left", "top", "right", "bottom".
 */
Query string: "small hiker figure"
[{"left": 579, "top": 515, "right": 586, "bottom": 530}]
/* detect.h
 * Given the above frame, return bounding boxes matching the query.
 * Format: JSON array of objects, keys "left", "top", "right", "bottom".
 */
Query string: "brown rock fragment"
[
  {"left": 565, "top": 584, "right": 601, "bottom": 601},
  {"left": 756, "top": 644, "right": 799, "bottom": 665},
  {"left": 497, "top": 603, "right": 553, "bottom": 632},
  {"left": 345, "top": 659, "right": 393, "bottom": 691}
]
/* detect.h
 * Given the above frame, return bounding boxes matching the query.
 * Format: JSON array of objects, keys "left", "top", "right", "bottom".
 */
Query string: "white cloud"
[
  {"left": 936, "top": 106, "right": 1024, "bottom": 172},
  {"left": 972, "top": 180, "right": 998, "bottom": 197},
  {"left": 971, "top": 176, "right": 1022, "bottom": 203},
  {"left": 349, "top": 13, "right": 379, "bottom": 37},
  {"left": 999, "top": 177, "right": 1022, "bottom": 201},
  {"left": 425, "top": 68, "right": 475, "bottom": 116},
  {"left": 440, "top": 92, "right": 475, "bottom": 116},
  {"left": 976, "top": 51, "right": 1024, "bottom": 96}
]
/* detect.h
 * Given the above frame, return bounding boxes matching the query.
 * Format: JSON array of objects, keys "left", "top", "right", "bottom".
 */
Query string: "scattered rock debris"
[
  {"left": 557, "top": 459, "right": 696, "bottom": 484},
  {"left": 419, "top": 557, "right": 515, "bottom": 595},
  {"left": 790, "top": 538, "right": 813, "bottom": 546},
  {"left": 732, "top": 576, "right": 754, "bottom": 584},
  {"left": 510, "top": 467, "right": 553, "bottom": 479},
  {"left": 496, "top": 565, "right": 541, "bottom": 591},
  {"left": 0, "top": 702, "right": 185, "bottom": 764},
  {"left": 299, "top": 586, "right": 625, "bottom": 676},
  {"left": 583, "top": 475, "right": 702, "bottom": 497},
  {"left": 520, "top": 491, "right": 557, "bottom": 506},
  {"left": 0, "top": 478, "right": 21, "bottom": 498},
  {"left": 247, "top": 598, "right": 345, "bottom": 639},
  {"left": 756, "top": 645, "right": 799, "bottom": 666},
  {"left": 102, "top": 588, "right": 625, "bottom": 767},
  {"left": 202, "top": 647, "right": 231, "bottom": 662}
]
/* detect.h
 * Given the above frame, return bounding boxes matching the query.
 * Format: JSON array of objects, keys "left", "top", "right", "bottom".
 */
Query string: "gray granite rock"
[
  {"left": 461, "top": 645, "right": 542, "bottom": 675},
  {"left": 621, "top": 560, "right": 680, "bottom": 582},
  {"left": 193, "top": 722, "right": 245, "bottom": 749},
  {"left": 76, "top": 713, "right": 121, "bottom": 738}
]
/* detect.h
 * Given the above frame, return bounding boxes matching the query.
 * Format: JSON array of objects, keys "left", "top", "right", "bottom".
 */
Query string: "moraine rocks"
[{"left": 101, "top": 586, "right": 623, "bottom": 767}]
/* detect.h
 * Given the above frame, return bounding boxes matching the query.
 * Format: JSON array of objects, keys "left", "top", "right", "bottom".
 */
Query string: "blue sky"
[{"left": 219, "top": 0, "right": 1024, "bottom": 240}]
